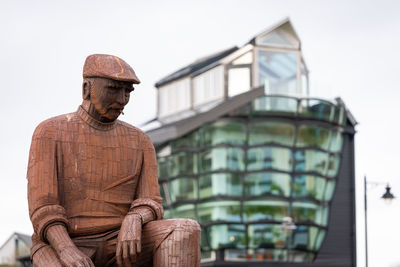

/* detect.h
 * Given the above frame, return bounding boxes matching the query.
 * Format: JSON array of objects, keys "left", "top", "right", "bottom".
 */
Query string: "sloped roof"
[
  {"left": 155, "top": 46, "right": 238, "bottom": 88},
  {"left": 0, "top": 232, "right": 32, "bottom": 250}
]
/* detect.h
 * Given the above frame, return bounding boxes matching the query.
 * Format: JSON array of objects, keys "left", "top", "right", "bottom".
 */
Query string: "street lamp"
[{"left": 364, "top": 176, "right": 395, "bottom": 267}]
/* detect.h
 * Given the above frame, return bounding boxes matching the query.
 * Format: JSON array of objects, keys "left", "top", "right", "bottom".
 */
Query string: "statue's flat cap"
[{"left": 83, "top": 54, "right": 140, "bottom": 84}]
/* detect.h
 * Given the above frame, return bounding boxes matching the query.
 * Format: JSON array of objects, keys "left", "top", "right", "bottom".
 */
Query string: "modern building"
[
  {"left": 145, "top": 19, "right": 357, "bottom": 267},
  {"left": 0, "top": 232, "right": 32, "bottom": 267}
]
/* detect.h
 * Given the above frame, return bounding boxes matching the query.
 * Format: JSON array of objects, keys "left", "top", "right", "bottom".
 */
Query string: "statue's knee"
[{"left": 173, "top": 218, "right": 201, "bottom": 235}]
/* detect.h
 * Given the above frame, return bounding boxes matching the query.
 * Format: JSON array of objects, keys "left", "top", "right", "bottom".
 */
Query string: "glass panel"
[
  {"left": 163, "top": 209, "right": 173, "bottom": 219},
  {"left": 199, "top": 173, "right": 242, "bottom": 198},
  {"left": 201, "top": 227, "right": 210, "bottom": 250},
  {"left": 243, "top": 200, "right": 289, "bottom": 222},
  {"left": 244, "top": 172, "right": 290, "bottom": 197},
  {"left": 299, "top": 99, "right": 334, "bottom": 121},
  {"left": 330, "top": 130, "right": 343, "bottom": 152},
  {"left": 327, "top": 154, "right": 340, "bottom": 177},
  {"left": 290, "top": 225, "right": 320, "bottom": 251},
  {"left": 199, "top": 147, "right": 245, "bottom": 172},
  {"left": 257, "top": 50, "right": 298, "bottom": 95},
  {"left": 160, "top": 183, "right": 168, "bottom": 206},
  {"left": 167, "top": 152, "right": 197, "bottom": 177},
  {"left": 157, "top": 157, "right": 168, "bottom": 180},
  {"left": 253, "top": 96, "right": 298, "bottom": 114},
  {"left": 202, "top": 121, "right": 246, "bottom": 146},
  {"left": 324, "top": 180, "right": 336, "bottom": 201},
  {"left": 292, "top": 202, "right": 329, "bottom": 226},
  {"left": 248, "top": 224, "right": 286, "bottom": 250},
  {"left": 197, "top": 201, "right": 241, "bottom": 223},
  {"left": 169, "top": 178, "right": 197, "bottom": 203},
  {"left": 173, "top": 204, "right": 196, "bottom": 220},
  {"left": 292, "top": 175, "right": 326, "bottom": 201},
  {"left": 207, "top": 224, "right": 246, "bottom": 250},
  {"left": 249, "top": 121, "right": 295, "bottom": 146},
  {"left": 247, "top": 147, "right": 292, "bottom": 172},
  {"left": 294, "top": 150, "right": 329, "bottom": 176},
  {"left": 314, "top": 230, "right": 326, "bottom": 250},
  {"left": 171, "top": 131, "right": 199, "bottom": 151},
  {"left": 296, "top": 125, "right": 331, "bottom": 150},
  {"left": 228, "top": 67, "right": 251, "bottom": 97},
  {"left": 333, "top": 106, "right": 346, "bottom": 125}
]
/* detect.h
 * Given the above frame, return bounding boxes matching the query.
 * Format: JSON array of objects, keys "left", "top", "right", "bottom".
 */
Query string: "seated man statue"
[{"left": 27, "top": 54, "right": 201, "bottom": 267}]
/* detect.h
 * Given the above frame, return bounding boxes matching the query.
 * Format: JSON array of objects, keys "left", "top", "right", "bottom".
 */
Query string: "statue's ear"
[{"left": 82, "top": 80, "right": 91, "bottom": 100}]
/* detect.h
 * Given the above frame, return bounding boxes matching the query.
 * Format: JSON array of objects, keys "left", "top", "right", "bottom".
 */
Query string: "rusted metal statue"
[{"left": 27, "top": 54, "right": 201, "bottom": 267}]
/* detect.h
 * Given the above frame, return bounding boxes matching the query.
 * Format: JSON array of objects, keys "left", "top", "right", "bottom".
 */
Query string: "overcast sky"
[{"left": 1, "top": 1, "right": 400, "bottom": 266}]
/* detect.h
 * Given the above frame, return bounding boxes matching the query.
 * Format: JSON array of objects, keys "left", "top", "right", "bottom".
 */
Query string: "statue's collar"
[{"left": 77, "top": 105, "right": 117, "bottom": 131}]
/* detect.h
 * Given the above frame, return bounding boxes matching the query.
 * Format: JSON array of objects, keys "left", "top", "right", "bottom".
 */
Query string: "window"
[
  {"left": 199, "top": 147, "right": 245, "bottom": 172},
  {"left": 244, "top": 172, "right": 290, "bottom": 197},
  {"left": 169, "top": 178, "right": 197, "bottom": 203},
  {"left": 207, "top": 224, "right": 246, "bottom": 250},
  {"left": 249, "top": 121, "right": 295, "bottom": 146},
  {"left": 243, "top": 200, "right": 289, "bottom": 222},
  {"left": 257, "top": 50, "right": 298, "bottom": 95},
  {"left": 167, "top": 152, "right": 197, "bottom": 177},
  {"left": 197, "top": 201, "right": 241, "bottom": 223},
  {"left": 296, "top": 125, "right": 331, "bottom": 150},
  {"left": 247, "top": 147, "right": 292, "bottom": 172},
  {"left": 201, "top": 121, "right": 246, "bottom": 146},
  {"left": 158, "top": 78, "right": 191, "bottom": 117},
  {"left": 193, "top": 66, "right": 224, "bottom": 106},
  {"left": 199, "top": 173, "right": 242, "bottom": 198},
  {"left": 228, "top": 67, "right": 251, "bottom": 97}
]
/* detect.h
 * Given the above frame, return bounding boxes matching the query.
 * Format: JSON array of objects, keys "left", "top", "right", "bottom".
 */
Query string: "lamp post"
[{"left": 364, "top": 176, "right": 395, "bottom": 267}]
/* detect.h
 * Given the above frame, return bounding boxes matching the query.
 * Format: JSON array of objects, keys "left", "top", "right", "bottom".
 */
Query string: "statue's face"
[{"left": 89, "top": 77, "right": 134, "bottom": 121}]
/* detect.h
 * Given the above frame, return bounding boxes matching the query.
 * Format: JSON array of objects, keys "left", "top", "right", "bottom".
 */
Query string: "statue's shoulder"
[{"left": 32, "top": 112, "right": 77, "bottom": 139}]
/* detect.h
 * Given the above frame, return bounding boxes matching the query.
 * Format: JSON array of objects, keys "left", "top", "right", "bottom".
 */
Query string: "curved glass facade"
[{"left": 157, "top": 95, "right": 346, "bottom": 263}]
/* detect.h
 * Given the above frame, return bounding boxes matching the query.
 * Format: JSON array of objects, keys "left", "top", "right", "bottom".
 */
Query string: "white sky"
[{"left": 1, "top": 1, "right": 399, "bottom": 266}]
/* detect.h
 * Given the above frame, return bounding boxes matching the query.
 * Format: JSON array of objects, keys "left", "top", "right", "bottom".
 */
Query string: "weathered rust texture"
[{"left": 27, "top": 54, "right": 200, "bottom": 266}]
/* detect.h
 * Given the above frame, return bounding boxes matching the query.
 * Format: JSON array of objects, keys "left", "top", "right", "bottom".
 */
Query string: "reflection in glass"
[
  {"left": 197, "top": 201, "right": 241, "bottom": 223},
  {"left": 257, "top": 50, "right": 298, "bottom": 95},
  {"left": 327, "top": 154, "right": 340, "bottom": 177},
  {"left": 329, "top": 130, "right": 343, "bottom": 152},
  {"left": 290, "top": 225, "right": 320, "bottom": 251},
  {"left": 248, "top": 147, "right": 292, "bottom": 172},
  {"left": 171, "top": 131, "right": 198, "bottom": 151},
  {"left": 253, "top": 96, "right": 298, "bottom": 114},
  {"left": 299, "top": 99, "right": 333, "bottom": 121},
  {"left": 199, "top": 173, "right": 242, "bottom": 198},
  {"left": 157, "top": 157, "right": 168, "bottom": 180},
  {"left": 243, "top": 200, "right": 289, "bottom": 222},
  {"left": 249, "top": 121, "right": 295, "bottom": 146},
  {"left": 296, "top": 125, "right": 330, "bottom": 150},
  {"left": 292, "top": 202, "right": 328, "bottom": 226},
  {"left": 248, "top": 224, "right": 285, "bottom": 249},
  {"left": 244, "top": 172, "right": 290, "bottom": 197},
  {"left": 293, "top": 175, "right": 326, "bottom": 200},
  {"left": 202, "top": 121, "right": 246, "bottom": 146},
  {"left": 324, "top": 180, "right": 336, "bottom": 201},
  {"left": 167, "top": 152, "right": 197, "bottom": 177},
  {"left": 207, "top": 224, "right": 246, "bottom": 250},
  {"left": 169, "top": 178, "right": 197, "bottom": 203},
  {"left": 199, "top": 147, "right": 245, "bottom": 172},
  {"left": 173, "top": 204, "right": 196, "bottom": 220},
  {"left": 295, "top": 150, "right": 328, "bottom": 176}
]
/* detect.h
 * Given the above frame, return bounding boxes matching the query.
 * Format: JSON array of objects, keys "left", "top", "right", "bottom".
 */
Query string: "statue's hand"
[
  {"left": 116, "top": 213, "right": 142, "bottom": 267},
  {"left": 59, "top": 245, "right": 94, "bottom": 267}
]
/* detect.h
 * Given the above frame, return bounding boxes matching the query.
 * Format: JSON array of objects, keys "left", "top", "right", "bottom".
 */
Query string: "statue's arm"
[
  {"left": 27, "top": 122, "right": 93, "bottom": 266},
  {"left": 116, "top": 133, "right": 163, "bottom": 266},
  {"left": 27, "top": 122, "right": 69, "bottom": 243},
  {"left": 129, "top": 132, "right": 164, "bottom": 221}
]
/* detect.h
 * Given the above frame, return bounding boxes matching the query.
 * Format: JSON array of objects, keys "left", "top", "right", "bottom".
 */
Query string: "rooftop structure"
[{"left": 146, "top": 18, "right": 357, "bottom": 267}]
